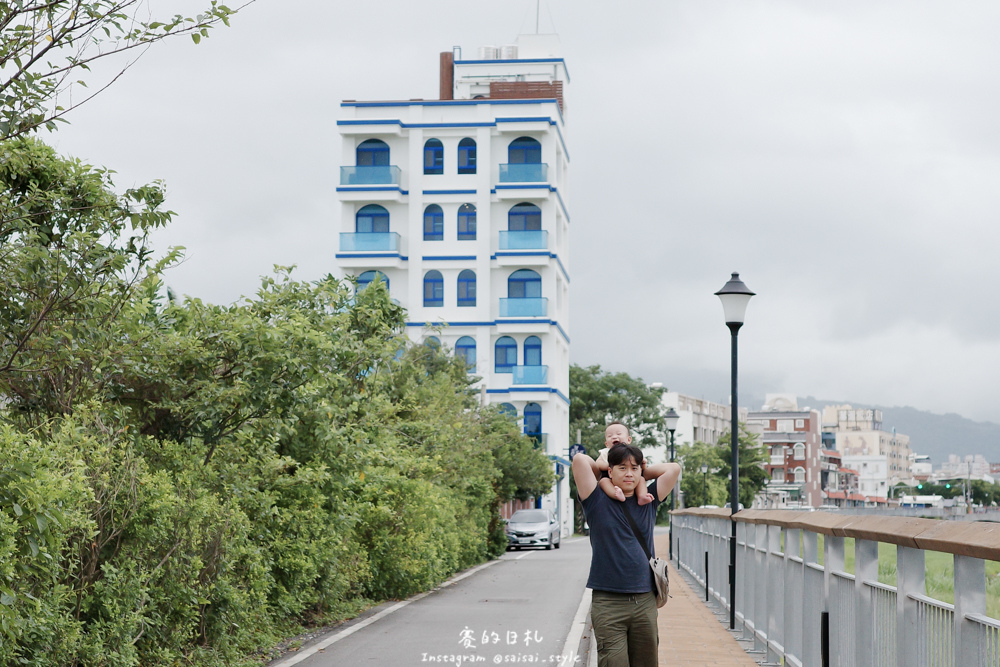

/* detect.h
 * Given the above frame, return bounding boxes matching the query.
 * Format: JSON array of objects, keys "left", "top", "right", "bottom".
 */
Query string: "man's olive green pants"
[{"left": 590, "top": 590, "right": 658, "bottom": 667}]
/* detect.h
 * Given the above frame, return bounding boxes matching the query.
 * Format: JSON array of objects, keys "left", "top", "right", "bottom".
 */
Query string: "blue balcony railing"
[
  {"left": 499, "top": 163, "right": 548, "bottom": 183},
  {"left": 512, "top": 365, "right": 548, "bottom": 385},
  {"left": 499, "top": 230, "right": 548, "bottom": 250},
  {"left": 340, "top": 165, "right": 401, "bottom": 185},
  {"left": 339, "top": 232, "right": 400, "bottom": 252},
  {"left": 499, "top": 297, "right": 547, "bottom": 317}
]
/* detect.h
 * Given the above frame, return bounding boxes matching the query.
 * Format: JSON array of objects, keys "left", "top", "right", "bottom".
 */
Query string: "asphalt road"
[{"left": 270, "top": 536, "right": 593, "bottom": 667}]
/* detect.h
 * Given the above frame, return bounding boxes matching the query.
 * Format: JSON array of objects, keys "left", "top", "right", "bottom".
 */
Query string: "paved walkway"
[{"left": 653, "top": 534, "right": 759, "bottom": 666}]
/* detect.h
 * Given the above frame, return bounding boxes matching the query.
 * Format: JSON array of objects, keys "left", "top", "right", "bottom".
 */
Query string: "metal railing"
[
  {"left": 512, "top": 365, "right": 547, "bottom": 385},
  {"left": 671, "top": 509, "right": 1000, "bottom": 667}
]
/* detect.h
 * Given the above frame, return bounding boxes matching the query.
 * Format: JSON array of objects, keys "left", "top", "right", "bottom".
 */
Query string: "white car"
[{"left": 505, "top": 509, "right": 561, "bottom": 550}]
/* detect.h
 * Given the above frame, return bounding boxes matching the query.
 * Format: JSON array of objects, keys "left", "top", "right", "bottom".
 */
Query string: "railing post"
[
  {"left": 953, "top": 555, "right": 986, "bottom": 666},
  {"left": 706, "top": 550, "right": 710, "bottom": 601},
  {"left": 784, "top": 527, "right": 802, "bottom": 664},
  {"left": 823, "top": 535, "right": 844, "bottom": 667},
  {"left": 743, "top": 520, "right": 756, "bottom": 641},
  {"left": 767, "top": 524, "right": 783, "bottom": 664},
  {"left": 802, "top": 531, "right": 821, "bottom": 667},
  {"left": 736, "top": 520, "right": 746, "bottom": 632},
  {"left": 754, "top": 522, "right": 768, "bottom": 653},
  {"left": 854, "top": 539, "right": 878, "bottom": 667},
  {"left": 896, "top": 546, "right": 925, "bottom": 667}
]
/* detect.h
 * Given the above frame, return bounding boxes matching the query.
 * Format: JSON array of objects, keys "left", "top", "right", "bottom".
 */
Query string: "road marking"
[
  {"left": 560, "top": 587, "right": 592, "bottom": 666},
  {"left": 269, "top": 560, "right": 500, "bottom": 667}
]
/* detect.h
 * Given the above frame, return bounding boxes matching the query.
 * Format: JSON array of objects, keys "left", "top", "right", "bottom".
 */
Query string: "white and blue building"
[{"left": 334, "top": 35, "right": 572, "bottom": 537}]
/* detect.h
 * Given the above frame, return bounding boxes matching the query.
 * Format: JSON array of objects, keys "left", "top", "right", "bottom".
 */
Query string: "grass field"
[{"left": 806, "top": 535, "right": 1000, "bottom": 619}]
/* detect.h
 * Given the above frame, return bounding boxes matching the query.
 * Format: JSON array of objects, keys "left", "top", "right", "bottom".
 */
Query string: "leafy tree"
[
  {"left": 569, "top": 364, "right": 666, "bottom": 456},
  {"left": 0, "top": 0, "right": 244, "bottom": 140},
  {"left": 713, "top": 424, "right": 769, "bottom": 509},
  {"left": 678, "top": 441, "right": 728, "bottom": 508}
]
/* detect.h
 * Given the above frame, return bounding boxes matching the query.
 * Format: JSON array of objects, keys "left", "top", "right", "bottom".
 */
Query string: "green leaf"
[
  {"left": 11, "top": 504, "right": 22, "bottom": 517},
  {"left": 191, "top": 33, "right": 201, "bottom": 44},
  {"left": 0, "top": 593, "right": 14, "bottom": 606}
]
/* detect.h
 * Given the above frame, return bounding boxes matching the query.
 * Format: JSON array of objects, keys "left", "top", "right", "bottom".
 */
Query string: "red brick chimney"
[{"left": 439, "top": 52, "right": 454, "bottom": 100}]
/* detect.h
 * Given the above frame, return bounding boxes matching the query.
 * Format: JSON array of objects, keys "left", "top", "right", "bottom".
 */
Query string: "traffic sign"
[{"left": 568, "top": 443, "right": 585, "bottom": 460}]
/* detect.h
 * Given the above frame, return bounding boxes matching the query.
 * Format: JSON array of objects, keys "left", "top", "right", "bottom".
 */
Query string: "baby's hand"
[
  {"left": 596, "top": 454, "right": 609, "bottom": 471},
  {"left": 637, "top": 492, "right": 654, "bottom": 506},
  {"left": 613, "top": 486, "right": 626, "bottom": 502}
]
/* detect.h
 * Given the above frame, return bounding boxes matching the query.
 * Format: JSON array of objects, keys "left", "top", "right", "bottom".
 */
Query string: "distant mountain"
[{"left": 796, "top": 396, "right": 1000, "bottom": 466}]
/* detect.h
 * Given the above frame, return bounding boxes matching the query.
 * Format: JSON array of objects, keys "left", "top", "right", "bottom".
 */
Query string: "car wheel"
[
  {"left": 555, "top": 538, "right": 561, "bottom": 549},
  {"left": 546, "top": 542, "right": 552, "bottom": 550}
]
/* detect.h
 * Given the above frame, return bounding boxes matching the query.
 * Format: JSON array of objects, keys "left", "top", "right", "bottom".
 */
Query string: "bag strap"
[{"left": 621, "top": 499, "right": 654, "bottom": 562}]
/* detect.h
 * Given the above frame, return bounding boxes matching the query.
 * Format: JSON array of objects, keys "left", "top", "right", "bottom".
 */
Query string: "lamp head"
[
  {"left": 664, "top": 407, "right": 680, "bottom": 433},
  {"left": 701, "top": 464, "right": 709, "bottom": 474},
  {"left": 715, "top": 272, "right": 755, "bottom": 327}
]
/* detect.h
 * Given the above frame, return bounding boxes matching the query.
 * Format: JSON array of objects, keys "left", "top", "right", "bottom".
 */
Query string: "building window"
[
  {"left": 495, "top": 336, "right": 517, "bottom": 372},
  {"left": 424, "top": 138, "right": 443, "bottom": 174},
  {"left": 508, "top": 202, "right": 541, "bottom": 231},
  {"left": 523, "top": 402, "right": 542, "bottom": 436},
  {"left": 424, "top": 204, "right": 444, "bottom": 241},
  {"left": 794, "top": 444, "right": 806, "bottom": 460},
  {"left": 458, "top": 203, "right": 476, "bottom": 240},
  {"left": 524, "top": 336, "right": 541, "bottom": 366},
  {"left": 455, "top": 336, "right": 476, "bottom": 369},
  {"left": 508, "top": 136, "right": 541, "bottom": 164},
  {"left": 424, "top": 336, "right": 441, "bottom": 349},
  {"left": 508, "top": 269, "right": 541, "bottom": 298},
  {"left": 795, "top": 419, "right": 805, "bottom": 428},
  {"left": 356, "top": 270, "right": 388, "bottom": 293},
  {"left": 356, "top": 139, "right": 389, "bottom": 166},
  {"left": 458, "top": 138, "right": 476, "bottom": 174},
  {"left": 423, "top": 270, "right": 443, "bottom": 307},
  {"left": 772, "top": 468, "right": 785, "bottom": 482},
  {"left": 498, "top": 402, "right": 517, "bottom": 418},
  {"left": 457, "top": 269, "right": 476, "bottom": 307},
  {"left": 794, "top": 467, "right": 806, "bottom": 484},
  {"left": 356, "top": 204, "right": 389, "bottom": 233}
]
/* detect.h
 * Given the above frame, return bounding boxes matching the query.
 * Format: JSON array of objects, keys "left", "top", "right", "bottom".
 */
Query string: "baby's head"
[{"left": 604, "top": 420, "right": 632, "bottom": 447}]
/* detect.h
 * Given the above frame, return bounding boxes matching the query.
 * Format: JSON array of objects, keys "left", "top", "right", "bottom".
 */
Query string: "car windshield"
[{"left": 510, "top": 510, "right": 548, "bottom": 523}]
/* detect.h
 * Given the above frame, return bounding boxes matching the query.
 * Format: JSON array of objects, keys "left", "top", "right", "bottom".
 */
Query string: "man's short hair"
[
  {"left": 607, "top": 442, "right": 643, "bottom": 467},
  {"left": 606, "top": 420, "right": 630, "bottom": 435}
]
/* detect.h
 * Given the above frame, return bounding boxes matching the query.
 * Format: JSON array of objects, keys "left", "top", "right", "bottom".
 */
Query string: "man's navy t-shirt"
[{"left": 580, "top": 482, "right": 660, "bottom": 594}]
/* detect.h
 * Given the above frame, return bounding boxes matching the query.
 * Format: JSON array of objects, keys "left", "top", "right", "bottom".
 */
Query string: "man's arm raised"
[
  {"left": 651, "top": 463, "right": 682, "bottom": 503},
  {"left": 572, "top": 453, "right": 601, "bottom": 501}
]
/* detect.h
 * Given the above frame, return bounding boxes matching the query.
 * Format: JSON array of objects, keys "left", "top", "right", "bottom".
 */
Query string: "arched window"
[
  {"left": 424, "top": 336, "right": 441, "bottom": 349},
  {"left": 508, "top": 269, "right": 541, "bottom": 298},
  {"left": 457, "top": 204, "right": 476, "bottom": 240},
  {"left": 508, "top": 136, "right": 541, "bottom": 164},
  {"left": 424, "top": 204, "right": 443, "bottom": 241},
  {"left": 458, "top": 138, "right": 477, "bottom": 174},
  {"left": 356, "top": 270, "right": 388, "bottom": 292},
  {"left": 794, "top": 467, "right": 806, "bottom": 484},
  {"left": 793, "top": 443, "right": 806, "bottom": 461},
  {"left": 423, "top": 270, "right": 443, "bottom": 307},
  {"left": 356, "top": 204, "right": 389, "bottom": 233},
  {"left": 457, "top": 269, "right": 476, "bottom": 307},
  {"left": 455, "top": 336, "right": 476, "bottom": 369},
  {"left": 524, "top": 336, "right": 541, "bottom": 366},
  {"left": 424, "top": 138, "right": 444, "bottom": 174},
  {"left": 498, "top": 403, "right": 517, "bottom": 418},
  {"left": 495, "top": 336, "right": 517, "bottom": 372},
  {"left": 524, "top": 402, "right": 542, "bottom": 436},
  {"left": 357, "top": 139, "right": 389, "bottom": 166},
  {"left": 508, "top": 203, "right": 541, "bottom": 231}
]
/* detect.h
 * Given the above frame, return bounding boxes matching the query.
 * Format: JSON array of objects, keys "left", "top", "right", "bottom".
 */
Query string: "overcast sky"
[{"left": 49, "top": 1, "right": 1000, "bottom": 426}]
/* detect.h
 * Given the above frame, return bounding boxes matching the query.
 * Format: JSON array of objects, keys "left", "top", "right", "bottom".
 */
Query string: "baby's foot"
[
  {"left": 637, "top": 492, "right": 654, "bottom": 506},
  {"left": 614, "top": 486, "right": 626, "bottom": 502}
]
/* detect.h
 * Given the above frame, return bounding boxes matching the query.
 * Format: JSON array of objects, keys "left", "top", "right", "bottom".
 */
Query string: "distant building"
[
  {"left": 819, "top": 449, "right": 859, "bottom": 499},
  {"left": 657, "top": 389, "right": 745, "bottom": 447},
  {"left": 842, "top": 455, "right": 891, "bottom": 501},
  {"left": 910, "top": 453, "right": 933, "bottom": 480},
  {"left": 748, "top": 394, "right": 822, "bottom": 508},
  {"left": 823, "top": 404, "right": 912, "bottom": 480}
]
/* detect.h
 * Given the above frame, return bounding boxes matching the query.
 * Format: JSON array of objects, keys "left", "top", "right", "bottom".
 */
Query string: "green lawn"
[{"left": 803, "top": 535, "right": 1000, "bottom": 619}]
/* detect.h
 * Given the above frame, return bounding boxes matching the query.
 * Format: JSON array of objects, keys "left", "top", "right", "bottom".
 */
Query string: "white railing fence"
[{"left": 670, "top": 509, "right": 1000, "bottom": 667}]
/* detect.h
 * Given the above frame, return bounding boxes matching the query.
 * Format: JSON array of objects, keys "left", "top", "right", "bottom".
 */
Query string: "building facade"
[
  {"left": 334, "top": 35, "right": 572, "bottom": 537},
  {"left": 823, "top": 404, "right": 913, "bottom": 480},
  {"left": 658, "top": 389, "right": 743, "bottom": 448},
  {"left": 748, "top": 395, "right": 823, "bottom": 508}
]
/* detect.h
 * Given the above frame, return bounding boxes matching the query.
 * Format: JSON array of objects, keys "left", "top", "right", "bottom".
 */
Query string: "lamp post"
[
  {"left": 715, "top": 272, "right": 754, "bottom": 630},
  {"left": 701, "top": 464, "right": 709, "bottom": 506},
  {"left": 665, "top": 407, "right": 680, "bottom": 561}
]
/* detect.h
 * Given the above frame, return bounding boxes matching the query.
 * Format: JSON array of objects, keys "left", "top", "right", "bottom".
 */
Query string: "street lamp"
[
  {"left": 665, "top": 407, "right": 680, "bottom": 561},
  {"left": 701, "top": 464, "right": 709, "bottom": 506},
  {"left": 715, "top": 271, "right": 754, "bottom": 630}
]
